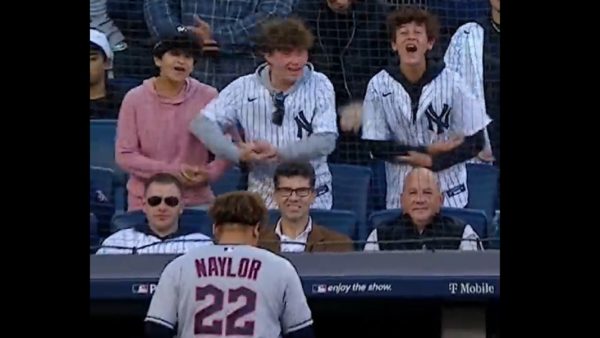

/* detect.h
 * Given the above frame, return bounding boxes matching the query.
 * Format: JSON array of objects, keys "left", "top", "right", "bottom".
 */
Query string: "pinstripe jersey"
[
  {"left": 445, "top": 21, "right": 494, "bottom": 161},
  {"left": 362, "top": 67, "right": 491, "bottom": 209},
  {"left": 202, "top": 63, "right": 338, "bottom": 209},
  {"left": 95, "top": 227, "right": 213, "bottom": 254},
  {"left": 145, "top": 245, "right": 313, "bottom": 338}
]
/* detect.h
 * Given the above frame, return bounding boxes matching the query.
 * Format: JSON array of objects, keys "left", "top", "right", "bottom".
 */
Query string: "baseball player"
[
  {"left": 445, "top": 0, "right": 500, "bottom": 165},
  {"left": 145, "top": 191, "right": 315, "bottom": 338},
  {"left": 190, "top": 18, "right": 338, "bottom": 209},
  {"left": 361, "top": 6, "right": 491, "bottom": 209}
]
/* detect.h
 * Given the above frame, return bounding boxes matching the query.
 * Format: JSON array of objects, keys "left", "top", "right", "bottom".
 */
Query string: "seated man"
[
  {"left": 364, "top": 167, "right": 482, "bottom": 251},
  {"left": 259, "top": 161, "right": 353, "bottom": 253},
  {"left": 96, "top": 173, "right": 212, "bottom": 254}
]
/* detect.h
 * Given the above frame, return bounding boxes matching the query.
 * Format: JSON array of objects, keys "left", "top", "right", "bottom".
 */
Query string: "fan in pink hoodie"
[{"left": 116, "top": 35, "right": 238, "bottom": 211}]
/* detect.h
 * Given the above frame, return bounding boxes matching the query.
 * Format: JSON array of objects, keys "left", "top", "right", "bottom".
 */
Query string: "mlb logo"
[
  {"left": 132, "top": 284, "right": 149, "bottom": 294},
  {"left": 312, "top": 284, "right": 327, "bottom": 294}
]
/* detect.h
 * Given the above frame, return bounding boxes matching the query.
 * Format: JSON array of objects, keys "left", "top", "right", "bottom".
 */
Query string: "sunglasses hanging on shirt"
[{"left": 272, "top": 92, "right": 286, "bottom": 126}]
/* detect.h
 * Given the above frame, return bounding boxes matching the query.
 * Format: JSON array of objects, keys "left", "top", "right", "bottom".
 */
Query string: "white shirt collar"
[{"left": 275, "top": 217, "right": 313, "bottom": 252}]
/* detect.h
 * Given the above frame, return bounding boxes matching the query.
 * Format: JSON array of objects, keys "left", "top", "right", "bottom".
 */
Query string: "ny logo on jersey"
[
  {"left": 425, "top": 103, "right": 451, "bottom": 134},
  {"left": 294, "top": 110, "right": 313, "bottom": 139}
]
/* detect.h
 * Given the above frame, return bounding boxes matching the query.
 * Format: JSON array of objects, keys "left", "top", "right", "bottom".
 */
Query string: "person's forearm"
[
  {"left": 144, "top": 0, "right": 182, "bottom": 38},
  {"left": 277, "top": 133, "right": 336, "bottom": 161},
  {"left": 431, "top": 130, "right": 485, "bottom": 172},
  {"left": 190, "top": 115, "right": 240, "bottom": 164},
  {"left": 367, "top": 140, "right": 427, "bottom": 162}
]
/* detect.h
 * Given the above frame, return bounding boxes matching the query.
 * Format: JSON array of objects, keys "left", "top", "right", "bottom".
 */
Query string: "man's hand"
[
  {"left": 427, "top": 135, "right": 464, "bottom": 155},
  {"left": 179, "top": 164, "right": 209, "bottom": 187},
  {"left": 477, "top": 149, "right": 495, "bottom": 162},
  {"left": 398, "top": 151, "right": 433, "bottom": 168},
  {"left": 339, "top": 102, "right": 363, "bottom": 134},
  {"left": 186, "top": 15, "right": 213, "bottom": 44},
  {"left": 238, "top": 141, "right": 279, "bottom": 164}
]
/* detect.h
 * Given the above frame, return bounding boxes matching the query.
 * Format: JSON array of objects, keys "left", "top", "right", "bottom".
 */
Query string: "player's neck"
[
  {"left": 492, "top": 9, "right": 500, "bottom": 26},
  {"left": 154, "top": 76, "right": 186, "bottom": 98},
  {"left": 280, "top": 216, "right": 310, "bottom": 238},
  {"left": 90, "top": 80, "right": 106, "bottom": 100},
  {"left": 217, "top": 234, "right": 254, "bottom": 246},
  {"left": 269, "top": 70, "right": 294, "bottom": 93},
  {"left": 400, "top": 62, "right": 427, "bottom": 84}
]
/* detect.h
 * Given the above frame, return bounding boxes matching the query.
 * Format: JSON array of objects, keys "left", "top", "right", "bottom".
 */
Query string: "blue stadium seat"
[
  {"left": 368, "top": 207, "right": 488, "bottom": 239},
  {"left": 466, "top": 163, "right": 499, "bottom": 223},
  {"left": 329, "top": 164, "right": 372, "bottom": 240},
  {"left": 90, "top": 120, "right": 127, "bottom": 211},
  {"left": 90, "top": 213, "right": 99, "bottom": 249},
  {"left": 267, "top": 209, "right": 357, "bottom": 239},
  {"left": 110, "top": 209, "right": 214, "bottom": 237},
  {"left": 211, "top": 166, "right": 243, "bottom": 196}
]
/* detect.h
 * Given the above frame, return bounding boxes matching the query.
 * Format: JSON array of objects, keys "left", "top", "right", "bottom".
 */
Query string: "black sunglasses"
[
  {"left": 272, "top": 92, "right": 286, "bottom": 126},
  {"left": 147, "top": 196, "right": 180, "bottom": 207}
]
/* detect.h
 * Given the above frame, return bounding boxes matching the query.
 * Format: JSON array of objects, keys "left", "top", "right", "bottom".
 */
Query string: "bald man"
[{"left": 364, "top": 168, "right": 482, "bottom": 251}]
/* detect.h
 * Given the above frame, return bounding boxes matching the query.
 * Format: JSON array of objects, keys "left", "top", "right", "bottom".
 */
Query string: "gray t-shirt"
[{"left": 145, "top": 245, "right": 313, "bottom": 338}]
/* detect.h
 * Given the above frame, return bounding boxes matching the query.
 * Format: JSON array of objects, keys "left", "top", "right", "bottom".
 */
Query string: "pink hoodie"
[{"left": 116, "top": 77, "right": 236, "bottom": 211}]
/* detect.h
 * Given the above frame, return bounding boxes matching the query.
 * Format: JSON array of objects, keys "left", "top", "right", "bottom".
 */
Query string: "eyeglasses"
[
  {"left": 276, "top": 187, "right": 312, "bottom": 197},
  {"left": 147, "top": 196, "right": 180, "bottom": 207},
  {"left": 272, "top": 92, "right": 286, "bottom": 126}
]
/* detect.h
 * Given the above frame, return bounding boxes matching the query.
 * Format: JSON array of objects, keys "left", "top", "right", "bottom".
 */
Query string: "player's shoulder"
[
  {"left": 306, "top": 66, "right": 334, "bottom": 89},
  {"left": 222, "top": 73, "right": 256, "bottom": 92},
  {"left": 367, "top": 69, "right": 393, "bottom": 91}
]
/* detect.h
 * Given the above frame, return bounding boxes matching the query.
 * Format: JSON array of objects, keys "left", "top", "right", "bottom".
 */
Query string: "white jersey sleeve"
[
  {"left": 144, "top": 258, "right": 181, "bottom": 330},
  {"left": 451, "top": 73, "right": 491, "bottom": 137},
  {"left": 280, "top": 260, "right": 313, "bottom": 334},
  {"left": 201, "top": 79, "right": 242, "bottom": 129},
  {"left": 312, "top": 75, "right": 339, "bottom": 135},
  {"left": 361, "top": 75, "right": 392, "bottom": 141}
]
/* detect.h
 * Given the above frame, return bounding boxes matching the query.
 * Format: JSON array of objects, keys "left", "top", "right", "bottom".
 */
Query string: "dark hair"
[
  {"left": 144, "top": 173, "right": 183, "bottom": 195},
  {"left": 273, "top": 161, "right": 316, "bottom": 189},
  {"left": 255, "top": 18, "right": 314, "bottom": 54},
  {"left": 90, "top": 42, "right": 107, "bottom": 61},
  {"left": 387, "top": 6, "right": 440, "bottom": 42},
  {"left": 209, "top": 191, "right": 268, "bottom": 227},
  {"left": 152, "top": 34, "right": 202, "bottom": 60}
]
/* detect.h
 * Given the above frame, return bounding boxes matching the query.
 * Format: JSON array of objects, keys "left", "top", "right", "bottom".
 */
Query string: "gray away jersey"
[
  {"left": 201, "top": 64, "right": 338, "bottom": 209},
  {"left": 145, "top": 245, "right": 313, "bottom": 338},
  {"left": 362, "top": 68, "right": 491, "bottom": 209}
]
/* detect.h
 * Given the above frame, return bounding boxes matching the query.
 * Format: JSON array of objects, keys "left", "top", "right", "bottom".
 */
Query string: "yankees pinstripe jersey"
[
  {"left": 95, "top": 223, "right": 213, "bottom": 254},
  {"left": 145, "top": 245, "right": 313, "bottom": 338},
  {"left": 362, "top": 65, "right": 491, "bottom": 209},
  {"left": 202, "top": 63, "right": 338, "bottom": 209},
  {"left": 444, "top": 21, "right": 496, "bottom": 162}
]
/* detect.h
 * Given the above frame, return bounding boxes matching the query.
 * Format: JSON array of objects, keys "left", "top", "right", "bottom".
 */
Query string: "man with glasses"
[
  {"left": 96, "top": 173, "right": 212, "bottom": 254},
  {"left": 190, "top": 18, "right": 338, "bottom": 209},
  {"left": 259, "top": 162, "right": 352, "bottom": 253}
]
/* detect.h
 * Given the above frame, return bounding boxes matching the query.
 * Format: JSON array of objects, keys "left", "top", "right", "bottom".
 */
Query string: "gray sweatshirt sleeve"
[
  {"left": 277, "top": 133, "right": 337, "bottom": 162},
  {"left": 190, "top": 114, "right": 241, "bottom": 164}
]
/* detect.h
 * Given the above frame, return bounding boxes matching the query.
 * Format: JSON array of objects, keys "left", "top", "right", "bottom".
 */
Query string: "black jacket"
[{"left": 376, "top": 213, "right": 468, "bottom": 251}]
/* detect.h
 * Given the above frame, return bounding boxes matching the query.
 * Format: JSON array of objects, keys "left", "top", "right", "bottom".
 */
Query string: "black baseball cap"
[{"left": 152, "top": 34, "right": 202, "bottom": 60}]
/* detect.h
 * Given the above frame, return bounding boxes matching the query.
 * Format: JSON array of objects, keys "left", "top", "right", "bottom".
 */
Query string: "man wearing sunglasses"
[
  {"left": 259, "top": 161, "right": 353, "bottom": 253},
  {"left": 96, "top": 173, "right": 212, "bottom": 254},
  {"left": 190, "top": 18, "right": 338, "bottom": 210}
]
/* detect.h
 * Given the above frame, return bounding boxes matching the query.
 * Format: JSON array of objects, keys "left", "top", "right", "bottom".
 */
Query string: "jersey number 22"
[{"left": 195, "top": 284, "right": 257, "bottom": 336}]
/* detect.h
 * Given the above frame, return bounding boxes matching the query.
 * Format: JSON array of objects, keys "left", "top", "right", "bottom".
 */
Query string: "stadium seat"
[
  {"left": 329, "top": 164, "right": 372, "bottom": 240},
  {"left": 368, "top": 207, "right": 488, "bottom": 239},
  {"left": 466, "top": 163, "right": 499, "bottom": 223},
  {"left": 368, "top": 160, "right": 387, "bottom": 213},
  {"left": 267, "top": 209, "right": 357, "bottom": 239},
  {"left": 90, "top": 120, "right": 127, "bottom": 211},
  {"left": 90, "top": 213, "right": 99, "bottom": 250},
  {"left": 211, "top": 166, "right": 243, "bottom": 196},
  {"left": 110, "top": 209, "right": 214, "bottom": 237}
]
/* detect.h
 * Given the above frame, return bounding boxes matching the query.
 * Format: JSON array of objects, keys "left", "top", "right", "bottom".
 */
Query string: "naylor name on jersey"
[{"left": 195, "top": 256, "right": 263, "bottom": 281}]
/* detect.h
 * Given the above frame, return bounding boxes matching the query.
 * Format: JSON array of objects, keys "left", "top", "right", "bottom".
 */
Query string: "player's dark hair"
[
  {"left": 90, "top": 42, "right": 107, "bottom": 61},
  {"left": 273, "top": 161, "right": 316, "bottom": 189},
  {"left": 387, "top": 6, "right": 440, "bottom": 42},
  {"left": 255, "top": 18, "right": 314, "bottom": 54},
  {"left": 144, "top": 173, "right": 183, "bottom": 195},
  {"left": 209, "top": 191, "right": 268, "bottom": 228}
]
